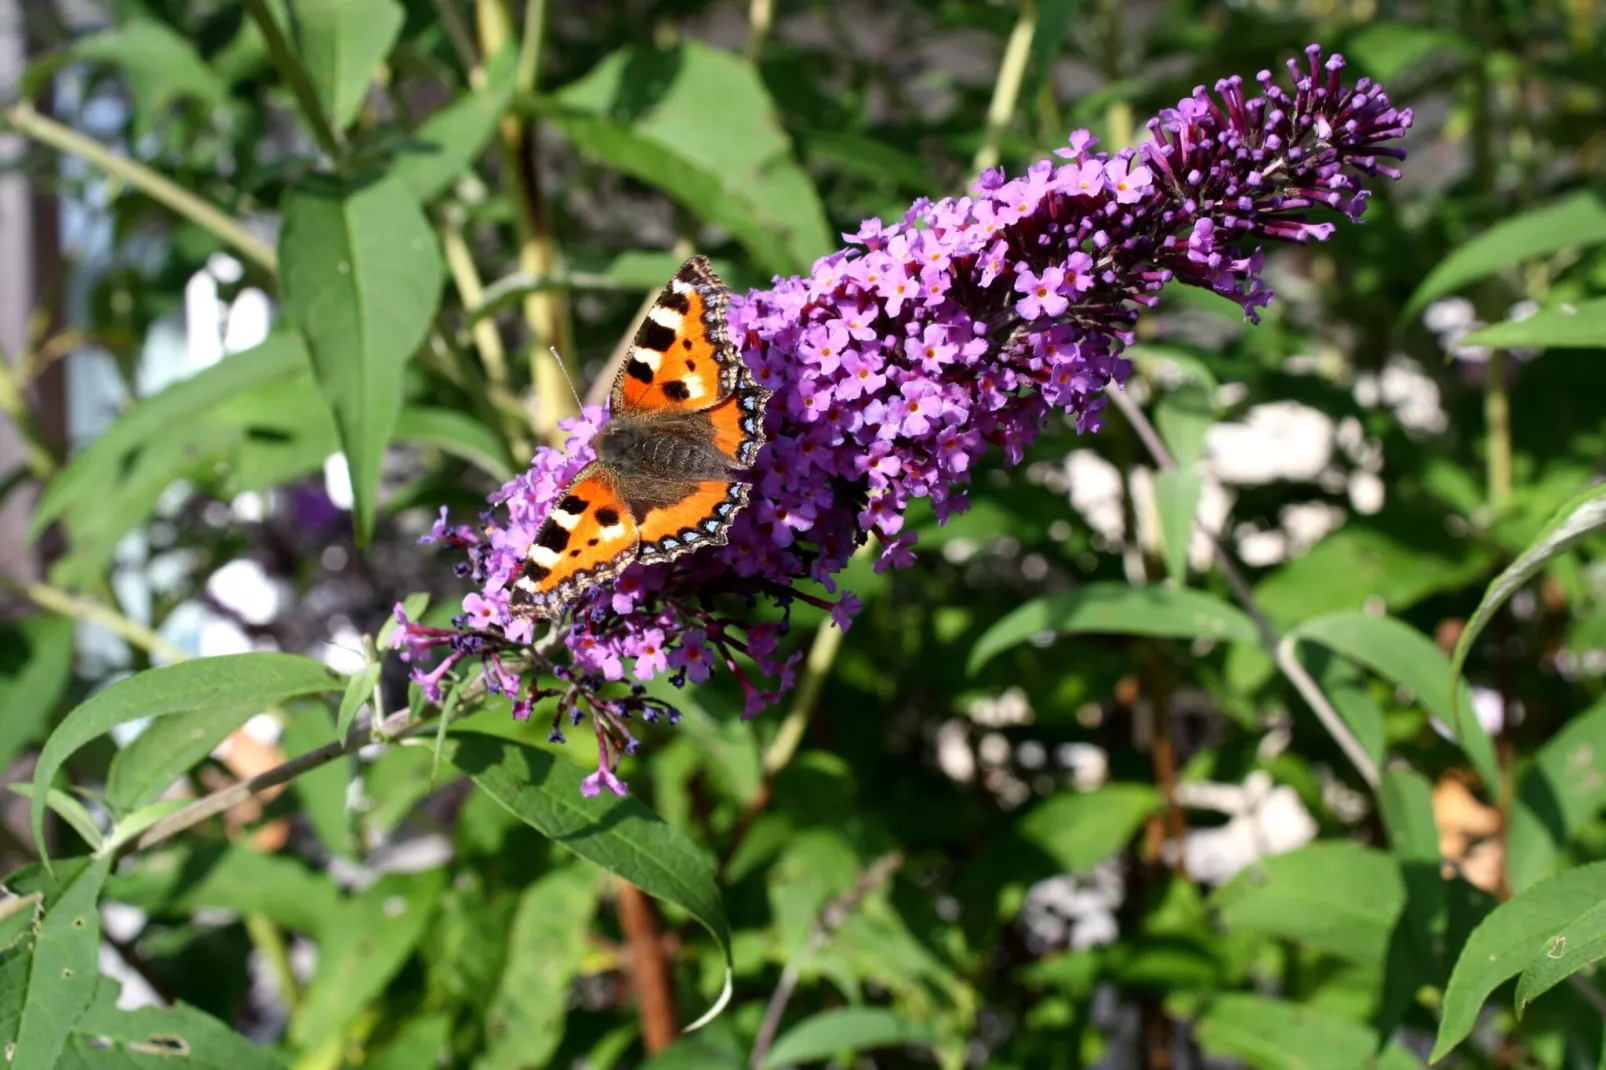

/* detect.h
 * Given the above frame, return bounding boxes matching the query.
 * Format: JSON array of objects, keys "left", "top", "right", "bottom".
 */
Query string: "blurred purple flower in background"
[{"left": 394, "top": 46, "right": 1412, "bottom": 794}]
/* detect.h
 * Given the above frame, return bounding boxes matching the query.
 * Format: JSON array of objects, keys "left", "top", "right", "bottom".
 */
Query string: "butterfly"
[{"left": 508, "top": 256, "right": 772, "bottom": 620}]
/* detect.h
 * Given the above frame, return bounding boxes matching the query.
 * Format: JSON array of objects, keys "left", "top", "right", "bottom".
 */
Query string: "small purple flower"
[
  {"left": 1014, "top": 266, "right": 1070, "bottom": 320},
  {"left": 630, "top": 629, "right": 669, "bottom": 681},
  {"left": 581, "top": 765, "right": 628, "bottom": 798},
  {"left": 1104, "top": 157, "right": 1154, "bottom": 204}
]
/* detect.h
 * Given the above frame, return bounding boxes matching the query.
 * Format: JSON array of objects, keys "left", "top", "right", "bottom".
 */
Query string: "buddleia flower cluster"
[{"left": 393, "top": 45, "right": 1412, "bottom": 796}]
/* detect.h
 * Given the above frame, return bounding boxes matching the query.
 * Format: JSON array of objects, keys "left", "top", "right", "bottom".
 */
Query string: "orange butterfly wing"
[
  {"left": 508, "top": 463, "right": 640, "bottom": 619},
  {"left": 612, "top": 257, "right": 743, "bottom": 420},
  {"left": 636, "top": 480, "right": 750, "bottom": 565}
]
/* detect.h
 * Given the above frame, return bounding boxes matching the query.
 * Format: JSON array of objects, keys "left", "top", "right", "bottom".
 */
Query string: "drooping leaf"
[
  {"left": 1153, "top": 383, "right": 1215, "bottom": 470},
  {"left": 287, "top": 0, "right": 405, "bottom": 132},
  {"left": 1254, "top": 525, "right": 1495, "bottom": 622},
  {"left": 72, "top": 16, "right": 227, "bottom": 131},
  {"left": 969, "top": 582, "right": 1258, "bottom": 673},
  {"left": 1432, "top": 860, "right": 1606, "bottom": 1061},
  {"left": 289, "top": 869, "right": 446, "bottom": 1048},
  {"left": 1403, "top": 191, "right": 1606, "bottom": 319},
  {"left": 395, "top": 406, "right": 516, "bottom": 482},
  {"left": 6, "top": 855, "right": 112, "bottom": 1070},
  {"left": 1153, "top": 469, "right": 1201, "bottom": 584},
  {"left": 392, "top": 47, "right": 517, "bottom": 201},
  {"left": 761, "top": 1007, "right": 938, "bottom": 1069},
  {"left": 1450, "top": 482, "right": 1606, "bottom": 735},
  {"left": 1507, "top": 697, "right": 1606, "bottom": 894},
  {"left": 1214, "top": 842, "right": 1403, "bottom": 965},
  {"left": 6, "top": 787, "right": 101, "bottom": 852},
  {"left": 31, "top": 654, "right": 344, "bottom": 869},
  {"left": 444, "top": 732, "right": 734, "bottom": 1029},
  {"left": 477, "top": 865, "right": 599, "bottom": 1069},
  {"left": 1196, "top": 993, "right": 1425, "bottom": 1070},
  {"left": 0, "top": 615, "right": 76, "bottom": 773},
  {"left": 104, "top": 703, "right": 263, "bottom": 816},
  {"left": 1017, "top": 784, "right": 1160, "bottom": 874},
  {"left": 543, "top": 42, "right": 831, "bottom": 276},
  {"left": 1461, "top": 297, "right": 1606, "bottom": 349},
  {"left": 279, "top": 174, "right": 445, "bottom": 542},
  {"left": 333, "top": 662, "right": 380, "bottom": 742},
  {"left": 1287, "top": 611, "right": 1499, "bottom": 789}
]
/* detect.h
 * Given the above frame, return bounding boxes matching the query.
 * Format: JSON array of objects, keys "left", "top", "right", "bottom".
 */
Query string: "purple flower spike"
[{"left": 400, "top": 46, "right": 1411, "bottom": 794}]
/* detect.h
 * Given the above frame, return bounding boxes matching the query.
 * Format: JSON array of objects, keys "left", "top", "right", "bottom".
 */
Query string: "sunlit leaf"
[
  {"left": 5, "top": 855, "right": 111, "bottom": 1070},
  {"left": 761, "top": 1007, "right": 937, "bottom": 1069},
  {"left": 1197, "top": 993, "right": 1425, "bottom": 1070},
  {"left": 1214, "top": 842, "right": 1402, "bottom": 965},
  {"left": 0, "top": 616, "right": 76, "bottom": 773},
  {"left": 1461, "top": 297, "right": 1606, "bottom": 350},
  {"left": 1507, "top": 697, "right": 1606, "bottom": 894},
  {"left": 288, "top": 0, "right": 405, "bottom": 131},
  {"left": 392, "top": 47, "right": 517, "bottom": 201}
]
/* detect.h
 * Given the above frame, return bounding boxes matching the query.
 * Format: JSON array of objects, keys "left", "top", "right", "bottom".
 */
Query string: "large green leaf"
[
  {"left": 1403, "top": 191, "right": 1606, "bottom": 320},
  {"left": 1017, "top": 784, "right": 1160, "bottom": 874},
  {"left": 104, "top": 704, "right": 261, "bottom": 817},
  {"left": 72, "top": 16, "right": 227, "bottom": 132},
  {"left": 0, "top": 616, "right": 76, "bottom": 773},
  {"left": 1461, "top": 297, "right": 1606, "bottom": 350},
  {"left": 443, "top": 732, "right": 734, "bottom": 1029},
  {"left": 1513, "top": 898, "right": 1606, "bottom": 1017},
  {"left": 289, "top": 869, "right": 446, "bottom": 1048},
  {"left": 30, "top": 654, "right": 344, "bottom": 868},
  {"left": 543, "top": 42, "right": 831, "bottom": 276},
  {"left": 969, "top": 582, "right": 1257, "bottom": 673},
  {"left": 108, "top": 843, "right": 340, "bottom": 936},
  {"left": 1507, "top": 698, "right": 1606, "bottom": 895},
  {"left": 1286, "top": 611, "right": 1499, "bottom": 790},
  {"left": 5, "top": 855, "right": 112, "bottom": 1070},
  {"left": 761, "top": 1007, "right": 938, "bottom": 1069},
  {"left": 279, "top": 174, "right": 445, "bottom": 543},
  {"left": 58, "top": 979, "right": 287, "bottom": 1068},
  {"left": 1432, "top": 860, "right": 1606, "bottom": 1061},
  {"left": 30, "top": 331, "right": 310, "bottom": 540},
  {"left": 1450, "top": 482, "right": 1606, "bottom": 734},
  {"left": 1196, "top": 993, "right": 1424, "bottom": 1070},
  {"left": 476, "top": 865, "right": 599, "bottom": 1069},
  {"left": 287, "top": 0, "right": 404, "bottom": 131},
  {"left": 1214, "top": 842, "right": 1403, "bottom": 965},
  {"left": 392, "top": 47, "right": 516, "bottom": 202}
]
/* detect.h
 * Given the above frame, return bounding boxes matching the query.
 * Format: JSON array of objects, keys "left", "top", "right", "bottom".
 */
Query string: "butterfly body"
[{"left": 509, "top": 257, "right": 771, "bottom": 620}]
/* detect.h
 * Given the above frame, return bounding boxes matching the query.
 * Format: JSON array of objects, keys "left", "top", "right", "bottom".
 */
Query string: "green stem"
[
  {"left": 242, "top": 0, "right": 345, "bottom": 162},
  {"left": 972, "top": 0, "right": 1038, "bottom": 178},
  {"left": 2, "top": 105, "right": 276, "bottom": 273},
  {"left": 0, "top": 574, "right": 192, "bottom": 664},
  {"left": 515, "top": 0, "right": 548, "bottom": 98},
  {"left": 1485, "top": 348, "right": 1512, "bottom": 508},
  {"left": 244, "top": 914, "right": 301, "bottom": 1013},
  {"left": 0, "top": 348, "right": 57, "bottom": 480},
  {"left": 745, "top": 0, "right": 774, "bottom": 61}
]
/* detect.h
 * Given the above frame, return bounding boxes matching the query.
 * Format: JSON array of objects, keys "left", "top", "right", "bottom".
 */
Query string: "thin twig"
[
  {"left": 2, "top": 105, "right": 276, "bottom": 272},
  {"left": 748, "top": 852, "right": 904, "bottom": 1069},
  {"left": 617, "top": 880, "right": 677, "bottom": 1052},
  {"left": 0, "top": 575, "right": 191, "bottom": 664},
  {"left": 242, "top": 0, "right": 345, "bottom": 162},
  {"left": 745, "top": 0, "right": 774, "bottom": 61},
  {"left": 1105, "top": 384, "right": 1381, "bottom": 789}
]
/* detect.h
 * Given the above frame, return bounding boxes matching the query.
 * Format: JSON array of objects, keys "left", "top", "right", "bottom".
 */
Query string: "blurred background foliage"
[{"left": 1, "top": 0, "right": 1605, "bottom": 1067}]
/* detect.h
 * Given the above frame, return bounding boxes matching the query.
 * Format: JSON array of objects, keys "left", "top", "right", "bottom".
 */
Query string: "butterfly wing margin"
[
  {"left": 611, "top": 256, "right": 741, "bottom": 419},
  {"left": 701, "top": 368, "right": 771, "bottom": 470},
  {"left": 508, "top": 463, "right": 640, "bottom": 619},
  {"left": 636, "top": 480, "right": 749, "bottom": 564}
]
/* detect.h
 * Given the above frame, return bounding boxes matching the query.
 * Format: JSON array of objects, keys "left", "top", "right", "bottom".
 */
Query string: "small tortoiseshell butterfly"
[{"left": 509, "top": 256, "right": 772, "bottom": 620}]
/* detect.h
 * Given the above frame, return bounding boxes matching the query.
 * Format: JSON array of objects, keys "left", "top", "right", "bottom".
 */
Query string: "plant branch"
[
  {"left": 972, "top": 0, "right": 1038, "bottom": 178},
  {"left": 1105, "top": 384, "right": 1381, "bottom": 789},
  {"left": 745, "top": 0, "right": 775, "bottom": 61},
  {"left": 242, "top": 0, "right": 345, "bottom": 162},
  {"left": 617, "top": 880, "right": 677, "bottom": 1052},
  {"left": 1, "top": 575, "right": 191, "bottom": 664},
  {"left": 2, "top": 105, "right": 276, "bottom": 273}
]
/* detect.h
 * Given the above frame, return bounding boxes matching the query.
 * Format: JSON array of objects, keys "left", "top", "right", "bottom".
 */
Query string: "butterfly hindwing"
[
  {"left": 701, "top": 371, "right": 770, "bottom": 470},
  {"left": 612, "top": 256, "right": 741, "bottom": 419},
  {"left": 509, "top": 463, "right": 640, "bottom": 619},
  {"left": 637, "top": 480, "right": 749, "bottom": 563}
]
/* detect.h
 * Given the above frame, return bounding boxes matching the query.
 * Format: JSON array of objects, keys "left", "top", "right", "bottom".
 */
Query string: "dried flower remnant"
[{"left": 395, "top": 46, "right": 1411, "bottom": 794}]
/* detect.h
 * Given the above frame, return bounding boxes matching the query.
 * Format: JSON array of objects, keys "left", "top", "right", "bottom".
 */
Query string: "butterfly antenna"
[{"left": 549, "top": 346, "right": 586, "bottom": 411}]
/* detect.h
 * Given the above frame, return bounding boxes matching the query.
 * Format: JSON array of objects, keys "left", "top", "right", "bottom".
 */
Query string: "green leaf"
[
  {"left": 1304, "top": 650, "right": 1386, "bottom": 772},
  {"left": 7, "top": 855, "right": 112, "bottom": 1070},
  {"left": 31, "top": 654, "right": 344, "bottom": 870},
  {"left": 30, "top": 331, "right": 309, "bottom": 540},
  {"left": 60, "top": 979, "right": 289, "bottom": 1067},
  {"left": 72, "top": 17, "right": 227, "bottom": 131},
  {"left": 1153, "top": 383, "right": 1214, "bottom": 470},
  {"left": 761, "top": 1007, "right": 937, "bottom": 1069},
  {"left": 641, "top": 1039, "right": 745, "bottom": 1070},
  {"left": 1403, "top": 191, "right": 1606, "bottom": 320},
  {"left": 1018, "top": 784, "right": 1160, "bottom": 874},
  {"left": 281, "top": 705, "right": 357, "bottom": 859},
  {"left": 1461, "top": 297, "right": 1606, "bottom": 350},
  {"left": 1126, "top": 344, "right": 1219, "bottom": 393},
  {"left": 1450, "top": 482, "right": 1606, "bottom": 734},
  {"left": 0, "top": 616, "right": 76, "bottom": 773},
  {"left": 289, "top": 869, "right": 446, "bottom": 1048},
  {"left": 365, "top": 1014, "right": 450, "bottom": 1070},
  {"left": 1514, "top": 899, "right": 1606, "bottom": 1016},
  {"left": 543, "top": 42, "right": 831, "bottom": 276},
  {"left": 1153, "top": 469, "right": 1200, "bottom": 585},
  {"left": 107, "top": 843, "right": 340, "bottom": 935},
  {"left": 99, "top": 798, "right": 189, "bottom": 857},
  {"left": 279, "top": 174, "right": 445, "bottom": 543},
  {"left": 1432, "top": 860, "right": 1606, "bottom": 1061},
  {"left": 1196, "top": 993, "right": 1424, "bottom": 1070},
  {"left": 288, "top": 0, "right": 405, "bottom": 131},
  {"left": 1286, "top": 611, "right": 1499, "bottom": 789},
  {"left": 1214, "top": 842, "right": 1402, "bottom": 965},
  {"left": 104, "top": 703, "right": 264, "bottom": 816},
  {"left": 334, "top": 662, "right": 380, "bottom": 742},
  {"left": 6, "top": 786, "right": 101, "bottom": 851},
  {"left": 443, "top": 732, "right": 734, "bottom": 1030},
  {"left": 969, "top": 582, "right": 1257, "bottom": 673},
  {"left": 1508, "top": 697, "right": 1606, "bottom": 894},
  {"left": 1254, "top": 525, "right": 1495, "bottom": 622},
  {"left": 395, "top": 406, "right": 516, "bottom": 482},
  {"left": 477, "top": 866, "right": 599, "bottom": 1069},
  {"left": 392, "top": 47, "right": 516, "bottom": 201},
  {"left": 1378, "top": 767, "right": 1439, "bottom": 863}
]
